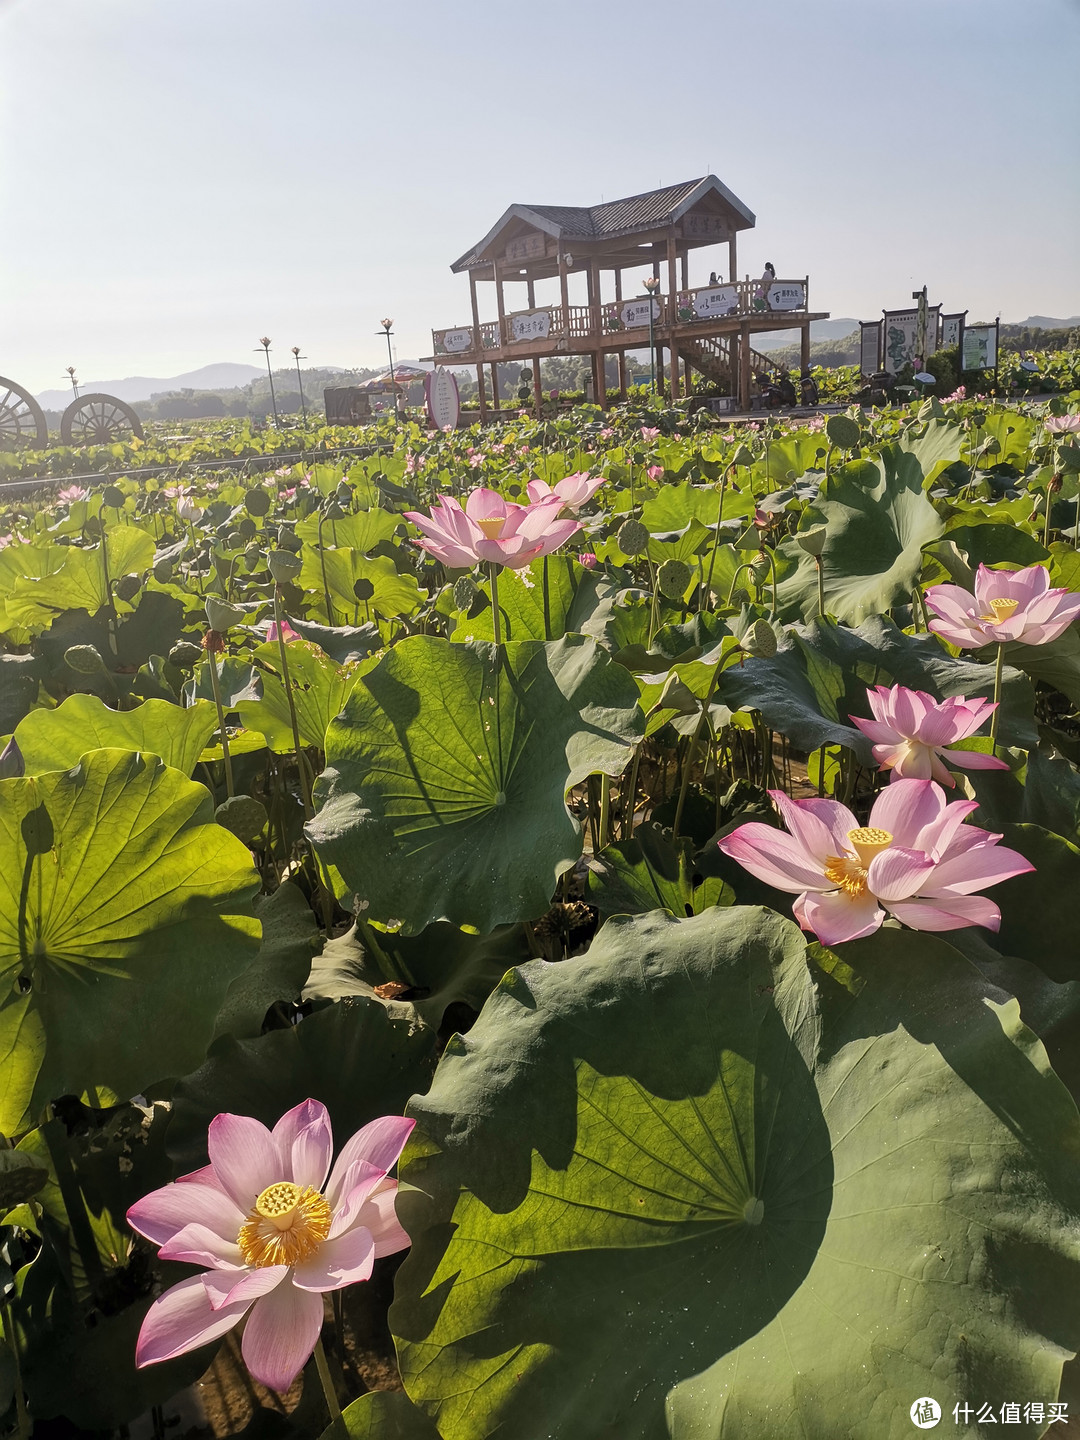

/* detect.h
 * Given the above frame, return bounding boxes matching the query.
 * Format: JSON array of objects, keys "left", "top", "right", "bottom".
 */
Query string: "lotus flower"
[
  {"left": 57, "top": 484, "right": 89, "bottom": 503},
  {"left": 1045, "top": 414, "right": 1080, "bottom": 434},
  {"left": 647, "top": 465, "right": 664, "bottom": 482},
  {"left": 578, "top": 551, "right": 598, "bottom": 570},
  {"left": 403, "top": 487, "right": 580, "bottom": 571},
  {"left": 640, "top": 427, "right": 659, "bottom": 440},
  {"left": 268, "top": 619, "right": 302, "bottom": 644},
  {"left": 525, "top": 473, "right": 605, "bottom": 512},
  {"left": 177, "top": 496, "right": 203, "bottom": 523},
  {"left": 717, "top": 778, "right": 1033, "bottom": 946},
  {"left": 852, "top": 685, "right": 1009, "bottom": 785},
  {"left": 925, "top": 564, "right": 1080, "bottom": 648},
  {"left": 128, "top": 1101, "right": 414, "bottom": 1393}
]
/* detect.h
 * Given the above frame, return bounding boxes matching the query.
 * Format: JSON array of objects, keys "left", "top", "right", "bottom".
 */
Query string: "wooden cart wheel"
[
  {"left": 60, "top": 393, "right": 144, "bottom": 446},
  {"left": 0, "top": 374, "right": 49, "bottom": 450}
]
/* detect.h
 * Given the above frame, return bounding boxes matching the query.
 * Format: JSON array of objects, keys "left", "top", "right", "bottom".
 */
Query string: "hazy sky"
[{"left": 3, "top": 0, "right": 1078, "bottom": 392}]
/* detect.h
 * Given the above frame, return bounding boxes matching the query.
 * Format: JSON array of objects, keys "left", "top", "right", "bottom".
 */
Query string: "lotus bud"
[
  {"left": 657, "top": 559, "right": 692, "bottom": 599},
  {"left": 352, "top": 578, "right": 375, "bottom": 602},
  {"left": 617, "top": 518, "right": 650, "bottom": 557},
  {"left": 64, "top": 644, "right": 108, "bottom": 675},
  {"left": 453, "top": 575, "right": 478, "bottom": 611},
  {"left": 205, "top": 597, "right": 245, "bottom": 632},
  {"left": 177, "top": 496, "right": 202, "bottom": 523},
  {"left": 826, "top": 415, "right": 861, "bottom": 449},
  {"left": 215, "top": 795, "right": 268, "bottom": 845},
  {"left": 268, "top": 550, "right": 302, "bottom": 583},
  {"left": 113, "top": 573, "right": 141, "bottom": 603},
  {"left": 0, "top": 737, "right": 25, "bottom": 780},
  {"left": 742, "top": 619, "right": 777, "bottom": 658},
  {"left": 168, "top": 641, "right": 203, "bottom": 668},
  {"left": 796, "top": 525, "right": 828, "bottom": 557},
  {"left": 578, "top": 551, "right": 598, "bottom": 570}
]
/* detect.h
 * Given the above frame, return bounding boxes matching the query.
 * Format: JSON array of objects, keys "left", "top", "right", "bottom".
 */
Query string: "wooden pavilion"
[{"left": 423, "top": 176, "right": 828, "bottom": 415}]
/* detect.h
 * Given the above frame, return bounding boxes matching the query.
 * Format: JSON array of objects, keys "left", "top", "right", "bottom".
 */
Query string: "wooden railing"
[{"left": 431, "top": 278, "right": 810, "bottom": 358}]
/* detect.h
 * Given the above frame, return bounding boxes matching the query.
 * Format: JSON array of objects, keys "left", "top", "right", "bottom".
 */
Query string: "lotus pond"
[{"left": 2, "top": 387, "right": 1080, "bottom": 1439}]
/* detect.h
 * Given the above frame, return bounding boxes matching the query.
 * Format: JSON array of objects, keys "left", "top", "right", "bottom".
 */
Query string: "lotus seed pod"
[
  {"left": 0, "top": 737, "right": 25, "bottom": 780},
  {"left": 168, "top": 641, "right": 203, "bottom": 668},
  {"left": 276, "top": 528, "right": 303, "bottom": 554},
  {"left": 796, "top": 525, "right": 828, "bottom": 557},
  {"left": 731, "top": 444, "right": 755, "bottom": 468},
  {"left": 453, "top": 575, "right": 478, "bottom": 611},
  {"left": 215, "top": 795, "right": 268, "bottom": 845},
  {"left": 245, "top": 487, "right": 271, "bottom": 517},
  {"left": 101, "top": 484, "right": 125, "bottom": 509},
  {"left": 742, "top": 619, "right": 778, "bottom": 658},
  {"left": 244, "top": 544, "right": 263, "bottom": 569},
  {"left": 84, "top": 515, "right": 102, "bottom": 536},
  {"left": 113, "top": 573, "right": 141, "bottom": 603},
  {"left": 826, "top": 414, "right": 861, "bottom": 449},
  {"left": 236, "top": 516, "right": 257, "bottom": 542},
  {"left": 268, "top": 549, "right": 302, "bottom": 583},
  {"left": 352, "top": 578, "right": 375, "bottom": 602},
  {"left": 748, "top": 554, "right": 771, "bottom": 586},
  {"left": 205, "top": 597, "right": 245, "bottom": 632},
  {"left": 618, "top": 518, "right": 650, "bottom": 556},
  {"left": 64, "top": 644, "right": 108, "bottom": 675},
  {"left": 657, "top": 558, "right": 692, "bottom": 599},
  {"left": 970, "top": 409, "right": 987, "bottom": 427},
  {"left": 335, "top": 481, "right": 353, "bottom": 504}
]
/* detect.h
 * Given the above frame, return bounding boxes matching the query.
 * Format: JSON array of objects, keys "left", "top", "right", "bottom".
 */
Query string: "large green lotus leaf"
[
  {"left": 301, "top": 547, "right": 425, "bottom": 624},
  {"left": 585, "top": 825, "right": 734, "bottom": 917},
  {"left": 774, "top": 442, "right": 946, "bottom": 624},
  {"left": 237, "top": 640, "right": 361, "bottom": 752},
  {"left": 0, "top": 749, "right": 260, "bottom": 1133},
  {"left": 451, "top": 556, "right": 607, "bottom": 643},
  {"left": 212, "top": 880, "right": 319, "bottom": 1040},
  {"left": 716, "top": 614, "right": 1037, "bottom": 760},
  {"left": 6, "top": 527, "right": 155, "bottom": 627},
  {"left": 941, "top": 518, "right": 1049, "bottom": 570},
  {"left": 308, "top": 635, "right": 643, "bottom": 933},
  {"left": 14, "top": 694, "right": 218, "bottom": 776},
  {"left": 0, "top": 542, "right": 67, "bottom": 638},
  {"left": 390, "top": 907, "right": 1080, "bottom": 1440},
  {"left": 296, "top": 507, "right": 402, "bottom": 552},
  {"left": 991, "top": 823, "right": 1080, "bottom": 983},
  {"left": 639, "top": 481, "right": 755, "bottom": 532},
  {"left": 324, "top": 1391, "right": 442, "bottom": 1439},
  {"left": 166, "top": 995, "right": 437, "bottom": 1175},
  {"left": 1000, "top": 623, "right": 1080, "bottom": 706},
  {"left": 306, "top": 920, "right": 532, "bottom": 1034}
]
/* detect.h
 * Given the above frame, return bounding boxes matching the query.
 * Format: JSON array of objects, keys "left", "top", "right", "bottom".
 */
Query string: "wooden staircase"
[{"left": 680, "top": 334, "right": 789, "bottom": 391}]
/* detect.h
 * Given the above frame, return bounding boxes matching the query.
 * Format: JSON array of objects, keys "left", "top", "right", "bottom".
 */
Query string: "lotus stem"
[
  {"left": 703, "top": 471, "right": 730, "bottom": 612},
  {"left": 489, "top": 562, "right": 503, "bottom": 648},
  {"left": 816, "top": 556, "right": 826, "bottom": 619},
  {"left": 1, "top": 1297, "right": 29, "bottom": 1440},
  {"left": 273, "top": 589, "right": 312, "bottom": 820},
  {"left": 623, "top": 743, "right": 643, "bottom": 840},
  {"left": 206, "top": 649, "right": 236, "bottom": 798},
  {"left": 673, "top": 649, "right": 729, "bottom": 842},
  {"left": 989, "top": 643, "right": 1005, "bottom": 756},
  {"left": 313, "top": 1336, "right": 343, "bottom": 1432},
  {"left": 542, "top": 553, "right": 552, "bottom": 640},
  {"left": 598, "top": 774, "right": 611, "bottom": 849}
]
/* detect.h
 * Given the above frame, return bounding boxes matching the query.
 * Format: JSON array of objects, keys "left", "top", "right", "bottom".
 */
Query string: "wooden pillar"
[
  {"left": 558, "top": 249, "right": 571, "bottom": 341},
  {"left": 614, "top": 268, "right": 623, "bottom": 302},
  {"left": 728, "top": 233, "right": 738, "bottom": 283},
  {"left": 594, "top": 351, "right": 609, "bottom": 410},
  {"left": 491, "top": 361, "right": 501, "bottom": 412},
  {"left": 800, "top": 323, "right": 811, "bottom": 374},
  {"left": 666, "top": 229, "right": 680, "bottom": 401},
  {"left": 680, "top": 249, "right": 689, "bottom": 291},
  {"left": 527, "top": 275, "right": 535, "bottom": 308},
  {"left": 476, "top": 363, "right": 488, "bottom": 422},
  {"left": 493, "top": 258, "right": 507, "bottom": 346},
  {"left": 532, "top": 358, "right": 543, "bottom": 418},
  {"left": 738, "top": 323, "right": 751, "bottom": 411},
  {"left": 469, "top": 268, "right": 482, "bottom": 345}
]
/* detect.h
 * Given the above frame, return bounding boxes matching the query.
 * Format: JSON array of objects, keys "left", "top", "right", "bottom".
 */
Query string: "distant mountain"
[
  {"left": 752, "top": 318, "right": 859, "bottom": 352},
  {"left": 1016, "top": 316, "right": 1080, "bottom": 329},
  {"left": 36, "top": 362, "right": 263, "bottom": 409}
]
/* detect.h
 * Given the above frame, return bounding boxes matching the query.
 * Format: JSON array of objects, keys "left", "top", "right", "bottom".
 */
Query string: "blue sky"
[{"left": 3, "top": 0, "right": 1078, "bottom": 391}]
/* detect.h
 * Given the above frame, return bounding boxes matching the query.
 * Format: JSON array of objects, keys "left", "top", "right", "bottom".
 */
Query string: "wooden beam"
[
  {"left": 469, "top": 269, "right": 482, "bottom": 357},
  {"left": 738, "top": 323, "right": 751, "bottom": 411},
  {"left": 493, "top": 257, "right": 507, "bottom": 348},
  {"left": 527, "top": 276, "right": 536, "bottom": 308},
  {"left": 618, "top": 348, "right": 628, "bottom": 398},
  {"left": 532, "top": 358, "right": 543, "bottom": 418},
  {"left": 558, "top": 249, "right": 570, "bottom": 338},
  {"left": 476, "top": 362, "right": 488, "bottom": 422},
  {"left": 667, "top": 229, "right": 680, "bottom": 400},
  {"left": 491, "top": 361, "right": 501, "bottom": 412},
  {"left": 728, "top": 233, "right": 737, "bottom": 283},
  {"left": 588, "top": 256, "right": 602, "bottom": 342},
  {"left": 801, "top": 323, "right": 811, "bottom": 373}
]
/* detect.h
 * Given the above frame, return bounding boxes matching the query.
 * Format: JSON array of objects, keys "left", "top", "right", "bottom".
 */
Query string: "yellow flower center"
[
  {"left": 979, "top": 596, "right": 1019, "bottom": 623},
  {"left": 822, "top": 827, "right": 894, "bottom": 900},
  {"left": 475, "top": 517, "right": 506, "bottom": 540},
  {"left": 237, "top": 1181, "right": 332, "bottom": 1269}
]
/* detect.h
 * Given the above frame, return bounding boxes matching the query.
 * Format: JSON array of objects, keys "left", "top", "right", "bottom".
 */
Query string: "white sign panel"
[
  {"left": 962, "top": 324, "right": 998, "bottom": 372},
  {"left": 859, "top": 321, "right": 882, "bottom": 375},
  {"left": 441, "top": 328, "right": 473, "bottom": 354},
  {"left": 692, "top": 285, "right": 739, "bottom": 319},
  {"left": 883, "top": 306, "right": 941, "bottom": 372},
  {"left": 941, "top": 314, "right": 964, "bottom": 349},
  {"left": 510, "top": 310, "right": 552, "bottom": 342},
  {"left": 620, "top": 298, "right": 661, "bottom": 328},
  {"left": 425, "top": 368, "right": 460, "bottom": 431},
  {"left": 767, "top": 281, "right": 806, "bottom": 311}
]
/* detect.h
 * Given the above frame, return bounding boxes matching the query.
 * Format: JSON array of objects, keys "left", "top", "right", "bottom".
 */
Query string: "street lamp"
[
  {"left": 255, "top": 337, "right": 279, "bottom": 427},
  {"left": 642, "top": 275, "right": 661, "bottom": 395},
  {"left": 378, "top": 318, "right": 398, "bottom": 418},
  {"left": 65, "top": 366, "right": 79, "bottom": 399},
  {"left": 291, "top": 346, "right": 307, "bottom": 424}
]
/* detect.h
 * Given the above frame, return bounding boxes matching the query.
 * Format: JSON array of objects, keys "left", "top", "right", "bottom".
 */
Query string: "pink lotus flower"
[
  {"left": 57, "top": 484, "right": 88, "bottom": 503},
  {"left": 404, "top": 487, "right": 580, "bottom": 571},
  {"left": 128, "top": 1101, "right": 414, "bottom": 1393},
  {"left": 640, "top": 427, "right": 660, "bottom": 440},
  {"left": 718, "top": 778, "right": 1033, "bottom": 946},
  {"left": 647, "top": 465, "right": 663, "bottom": 482},
  {"left": 525, "top": 473, "right": 605, "bottom": 512},
  {"left": 578, "top": 551, "right": 598, "bottom": 570},
  {"left": 1045, "top": 414, "right": 1080, "bottom": 434},
  {"left": 851, "top": 685, "right": 1008, "bottom": 785},
  {"left": 268, "top": 619, "right": 302, "bottom": 644},
  {"left": 926, "top": 564, "right": 1080, "bottom": 649}
]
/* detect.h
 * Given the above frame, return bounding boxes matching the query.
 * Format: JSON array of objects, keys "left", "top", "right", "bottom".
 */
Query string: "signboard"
[
  {"left": 504, "top": 232, "right": 545, "bottom": 263},
  {"left": 691, "top": 285, "right": 739, "bottom": 319},
  {"left": 619, "top": 298, "right": 660, "bottom": 328},
  {"left": 425, "top": 368, "right": 460, "bottom": 431},
  {"left": 510, "top": 309, "right": 552, "bottom": 343},
  {"left": 859, "top": 321, "right": 882, "bottom": 375},
  {"left": 962, "top": 322, "right": 998, "bottom": 372},
  {"left": 767, "top": 281, "right": 807, "bottom": 311},
  {"left": 684, "top": 213, "right": 727, "bottom": 238},
  {"left": 941, "top": 312, "right": 966, "bottom": 350},
  {"left": 882, "top": 306, "right": 941, "bottom": 373},
  {"left": 440, "top": 328, "right": 473, "bottom": 354}
]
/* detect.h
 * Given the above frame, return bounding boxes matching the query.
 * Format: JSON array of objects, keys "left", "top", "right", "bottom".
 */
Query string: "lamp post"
[
  {"left": 378, "top": 318, "right": 398, "bottom": 418},
  {"left": 291, "top": 346, "right": 307, "bottom": 424},
  {"left": 642, "top": 275, "right": 660, "bottom": 396},
  {"left": 256, "top": 337, "right": 279, "bottom": 427},
  {"left": 65, "top": 366, "right": 79, "bottom": 399}
]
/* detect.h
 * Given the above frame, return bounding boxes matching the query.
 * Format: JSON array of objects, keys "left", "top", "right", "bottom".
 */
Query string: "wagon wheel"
[
  {"left": 60, "top": 393, "right": 144, "bottom": 446},
  {"left": 0, "top": 374, "right": 49, "bottom": 450}
]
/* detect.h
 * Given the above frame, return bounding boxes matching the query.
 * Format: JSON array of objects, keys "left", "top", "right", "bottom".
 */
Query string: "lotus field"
[{"left": 4, "top": 388, "right": 1080, "bottom": 1439}]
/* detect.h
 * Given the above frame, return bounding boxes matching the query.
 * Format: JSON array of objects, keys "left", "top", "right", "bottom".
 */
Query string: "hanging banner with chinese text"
[
  {"left": 766, "top": 281, "right": 807, "bottom": 311},
  {"left": 509, "top": 310, "right": 552, "bottom": 343},
  {"left": 690, "top": 286, "right": 739, "bottom": 319},
  {"left": 439, "top": 328, "right": 473, "bottom": 355}
]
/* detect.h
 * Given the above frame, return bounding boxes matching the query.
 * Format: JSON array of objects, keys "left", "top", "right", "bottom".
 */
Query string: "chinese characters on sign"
[
  {"left": 619, "top": 299, "right": 661, "bottom": 328},
  {"left": 962, "top": 323, "right": 998, "bottom": 372},
  {"left": 425, "top": 367, "right": 460, "bottom": 431},
  {"left": 440, "top": 328, "right": 474, "bottom": 354},
  {"left": 504, "top": 233, "right": 545, "bottom": 262},
  {"left": 941, "top": 313, "right": 965, "bottom": 350},
  {"left": 510, "top": 310, "right": 552, "bottom": 343},
  {"left": 860, "top": 321, "right": 883, "bottom": 375},
  {"left": 882, "top": 307, "right": 941, "bottom": 374},
  {"left": 684, "top": 213, "right": 727, "bottom": 238},
  {"left": 691, "top": 285, "right": 739, "bottom": 319},
  {"left": 766, "top": 281, "right": 807, "bottom": 311}
]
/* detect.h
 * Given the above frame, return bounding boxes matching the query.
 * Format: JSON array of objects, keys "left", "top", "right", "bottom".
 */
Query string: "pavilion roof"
[{"left": 451, "top": 176, "right": 755, "bottom": 273}]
